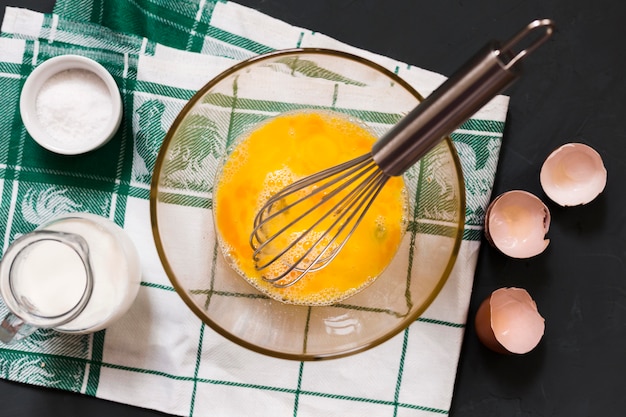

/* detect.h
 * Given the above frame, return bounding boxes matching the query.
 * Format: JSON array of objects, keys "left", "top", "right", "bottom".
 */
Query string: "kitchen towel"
[{"left": 0, "top": 2, "right": 508, "bottom": 416}]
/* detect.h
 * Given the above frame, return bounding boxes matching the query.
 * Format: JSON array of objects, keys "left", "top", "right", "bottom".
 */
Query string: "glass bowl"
[{"left": 150, "top": 49, "right": 465, "bottom": 360}]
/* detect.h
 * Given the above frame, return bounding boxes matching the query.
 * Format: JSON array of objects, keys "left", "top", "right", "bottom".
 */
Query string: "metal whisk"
[{"left": 250, "top": 19, "right": 555, "bottom": 287}]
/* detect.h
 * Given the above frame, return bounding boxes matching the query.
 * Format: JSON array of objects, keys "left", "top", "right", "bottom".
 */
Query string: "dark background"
[{"left": 1, "top": 0, "right": 625, "bottom": 416}]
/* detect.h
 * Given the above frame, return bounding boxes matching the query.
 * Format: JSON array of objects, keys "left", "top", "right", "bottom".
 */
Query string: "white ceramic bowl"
[{"left": 19, "top": 55, "right": 123, "bottom": 155}]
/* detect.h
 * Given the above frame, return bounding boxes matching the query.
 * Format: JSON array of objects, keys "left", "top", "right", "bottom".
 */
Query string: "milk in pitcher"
[{"left": 34, "top": 212, "right": 141, "bottom": 333}]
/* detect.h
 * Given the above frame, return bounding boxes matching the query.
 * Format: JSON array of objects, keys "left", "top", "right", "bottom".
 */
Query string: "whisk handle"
[{"left": 372, "top": 19, "right": 555, "bottom": 177}]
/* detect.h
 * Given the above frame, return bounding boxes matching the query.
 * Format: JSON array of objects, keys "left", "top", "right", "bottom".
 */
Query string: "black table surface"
[{"left": 0, "top": 0, "right": 624, "bottom": 416}]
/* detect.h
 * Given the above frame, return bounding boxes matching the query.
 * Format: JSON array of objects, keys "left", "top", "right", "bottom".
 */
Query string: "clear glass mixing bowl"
[{"left": 150, "top": 48, "right": 465, "bottom": 360}]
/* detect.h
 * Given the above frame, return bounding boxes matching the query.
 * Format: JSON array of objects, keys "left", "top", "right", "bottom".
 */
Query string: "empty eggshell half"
[
  {"left": 475, "top": 287, "right": 545, "bottom": 354},
  {"left": 540, "top": 142, "right": 607, "bottom": 206},
  {"left": 484, "top": 190, "right": 550, "bottom": 258}
]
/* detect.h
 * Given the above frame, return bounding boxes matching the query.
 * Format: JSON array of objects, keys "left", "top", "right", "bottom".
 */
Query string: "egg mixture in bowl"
[
  {"left": 214, "top": 110, "right": 407, "bottom": 306},
  {"left": 150, "top": 48, "right": 465, "bottom": 360}
]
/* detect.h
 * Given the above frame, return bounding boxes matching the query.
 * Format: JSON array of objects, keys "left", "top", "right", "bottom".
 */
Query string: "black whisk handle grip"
[{"left": 371, "top": 19, "right": 555, "bottom": 177}]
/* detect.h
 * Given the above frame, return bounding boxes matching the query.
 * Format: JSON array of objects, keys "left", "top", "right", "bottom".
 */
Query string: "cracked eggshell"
[
  {"left": 475, "top": 287, "right": 545, "bottom": 354},
  {"left": 484, "top": 190, "right": 550, "bottom": 258},
  {"left": 540, "top": 142, "right": 607, "bottom": 206}
]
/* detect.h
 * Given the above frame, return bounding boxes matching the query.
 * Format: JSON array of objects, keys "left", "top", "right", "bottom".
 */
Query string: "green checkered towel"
[{"left": 0, "top": 1, "right": 509, "bottom": 416}]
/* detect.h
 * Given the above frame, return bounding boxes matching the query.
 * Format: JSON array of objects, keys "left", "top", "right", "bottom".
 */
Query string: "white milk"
[
  {"left": 36, "top": 213, "right": 141, "bottom": 333},
  {"left": 11, "top": 239, "right": 89, "bottom": 318}
]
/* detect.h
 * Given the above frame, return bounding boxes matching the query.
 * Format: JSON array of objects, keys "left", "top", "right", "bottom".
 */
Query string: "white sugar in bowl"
[{"left": 19, "top": 55, "right": 123, "bottom": 155}]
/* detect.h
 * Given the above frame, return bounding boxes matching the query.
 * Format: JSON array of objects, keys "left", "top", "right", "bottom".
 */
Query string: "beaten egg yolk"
[{"left": 214, "top": 111, "right": 406, "bottom": 306}]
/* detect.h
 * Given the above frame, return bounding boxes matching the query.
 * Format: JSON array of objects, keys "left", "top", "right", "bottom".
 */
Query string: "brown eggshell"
[
  {"left": 475, "top": 295, "right": 509, "bottom": 354},
  {"left": 475, "top": 287, "right": 545, "bottom": 354}
]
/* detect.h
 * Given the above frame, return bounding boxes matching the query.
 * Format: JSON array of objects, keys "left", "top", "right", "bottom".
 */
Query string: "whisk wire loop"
[
  {"left": 297, "top": 169, "right": 389, "bottom": 273},
  {"left": 250, "top": 154, "right": 373, "bottom": 257},
  {"left": 251, "top": 155, "right": 390, "bottom": 287},
  {"left": 277, "top": 171, "right": 389, "bottom": 287}
]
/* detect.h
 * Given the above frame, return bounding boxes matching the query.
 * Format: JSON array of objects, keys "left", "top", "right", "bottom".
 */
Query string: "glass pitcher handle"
[{"left": 0, "top": 312, "right": 36, "bottom": 344}]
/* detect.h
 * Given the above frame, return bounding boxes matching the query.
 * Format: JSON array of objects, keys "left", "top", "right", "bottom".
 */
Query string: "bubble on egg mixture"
[
  {"left": 280, "top": 285, "right": 362, "bottom": 307},
  {"left": 256, "top": 167, "right": 298, "bottom": 213},
  {"left": 374, "top": 215, "right": 388, "bottom": 240}
]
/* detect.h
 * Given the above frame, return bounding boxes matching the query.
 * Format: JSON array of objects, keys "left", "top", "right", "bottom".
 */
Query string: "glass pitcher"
[{"left": 0, "top": 212, "right": 141, "bottom": 344}]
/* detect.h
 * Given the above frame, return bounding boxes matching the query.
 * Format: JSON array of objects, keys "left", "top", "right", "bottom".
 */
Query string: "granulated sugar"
[{"left": 35, "top": 68, "right": 113, "bottom": 150}]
